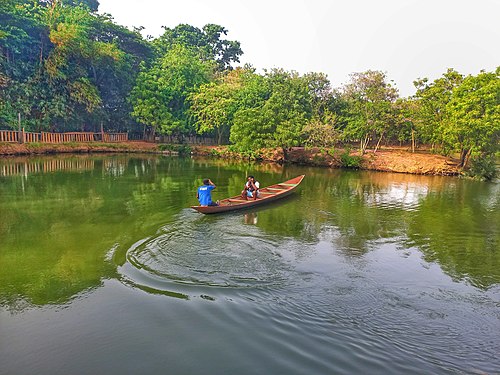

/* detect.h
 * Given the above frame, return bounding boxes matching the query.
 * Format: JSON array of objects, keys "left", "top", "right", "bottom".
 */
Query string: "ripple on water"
[{"left": 117, "top": 210, "right": 294, "bottom": 297}]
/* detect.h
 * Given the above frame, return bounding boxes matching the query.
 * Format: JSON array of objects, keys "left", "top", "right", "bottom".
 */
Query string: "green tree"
[
  {"left": 229, "top": 69, "right": 337, "bottom": 156},
  {"left": 413, "top": 68, "right": 464, "bottom": 149},
  {"left": 0, "top": 0, "right": 48, "bottom": 128},
  {"left": 392, "top": 98, "right": 422, "bottom": 151},
  {"left": 0, "top": 0, "right": 150, "bottom": 132},
  {"left": 229, "top": 69, "right": 315, "bottom": 153},
  {"left": 153, "top": 24, "right": 242, "bottom": 72},
  {"left": 302, "top": 118, "right": 339, "bottom": 149},
  {"left": 341, "top": 70, "right": 399, "bottom": 154},
  {"left": 189, "top": 67, "right": 254, "bottom": 144},
  {"left": 444, "top": 68, "right": 500, "bottom": 173},
  {"left": 62, "top": 0, "right": 99, "bottom": 12},
  {"left": 130, "top": 44, "right": 214, "bottom": 137},
  {"left": 85, "top": 13, "right": 153, "bottom": 131},
  {"left": 264, "top": 69, "right": 313, "bottom": 153},
  {"left": 228, "top": 72, "right": 271, "bottom": 150}
]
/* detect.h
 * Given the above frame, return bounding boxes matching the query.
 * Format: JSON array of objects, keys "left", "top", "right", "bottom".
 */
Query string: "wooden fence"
[
  {"left": 0, "top": 129, "right": 219, "bottom": 144},
  {"left": 0, "top": 129, "right": 128, "bottom": 143},
  {"left": 0, "top": 130, "right": 20, "bottom": 142}
]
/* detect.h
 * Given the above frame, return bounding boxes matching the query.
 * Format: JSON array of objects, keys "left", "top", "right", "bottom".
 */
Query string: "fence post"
[{"left": 18, "top": 113, "right": 22, "bottom": 144}]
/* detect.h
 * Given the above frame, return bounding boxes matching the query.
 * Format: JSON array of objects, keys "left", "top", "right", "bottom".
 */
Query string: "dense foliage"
[{"left": 1, "top": 1, "right": 498, "bottom": 178}]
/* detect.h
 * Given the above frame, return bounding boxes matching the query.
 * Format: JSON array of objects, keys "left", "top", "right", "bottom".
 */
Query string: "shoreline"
[{"left": 0, "top": 142, "right": 461, "bottom": 176}]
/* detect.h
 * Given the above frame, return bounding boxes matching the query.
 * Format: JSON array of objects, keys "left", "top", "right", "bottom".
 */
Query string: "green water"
[{"left": 0, "top": 154, "right": 499, "bottom": 374}]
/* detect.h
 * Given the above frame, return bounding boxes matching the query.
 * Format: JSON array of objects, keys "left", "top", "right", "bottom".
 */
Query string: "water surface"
[{"left": 0, "top": 155, "right": 499, "bottom": 374}]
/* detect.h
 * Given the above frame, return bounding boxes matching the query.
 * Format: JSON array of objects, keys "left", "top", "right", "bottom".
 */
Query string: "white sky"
[{"left": 98, "top": 0, "right": 500, "bottom": 97}]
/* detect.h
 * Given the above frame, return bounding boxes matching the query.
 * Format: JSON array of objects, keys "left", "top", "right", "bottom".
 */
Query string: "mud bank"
[{"left": 192, "top": 146, "right": 461, "bottom": 176}]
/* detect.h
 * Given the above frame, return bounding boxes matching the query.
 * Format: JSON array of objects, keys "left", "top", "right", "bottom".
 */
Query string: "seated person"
[
  {"left": 241, "top": 175, "right": 260, "bottom": 200},
  {"left": 197, "top": 178, "right": 218, "bottom": 206}
]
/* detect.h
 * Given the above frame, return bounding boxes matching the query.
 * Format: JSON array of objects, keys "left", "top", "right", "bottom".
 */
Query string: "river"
[{"left": 0, "top": 154, "right": 499, "bottom": 375}]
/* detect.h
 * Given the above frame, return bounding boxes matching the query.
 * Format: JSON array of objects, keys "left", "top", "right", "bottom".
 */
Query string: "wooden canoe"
[{"left": 191, "top": 175, "right": 305, "bottom": 214}]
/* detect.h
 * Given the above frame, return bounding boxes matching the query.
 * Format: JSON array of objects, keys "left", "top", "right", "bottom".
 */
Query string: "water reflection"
[
  {"left": 0, "top": 155, "right": 95, "bottom": 177},
  {"left": 244, "top": 212, "right": 258, "bottom": 225},
  {"left": 0, "top": 155, "right": 498, "bottom": 313}
]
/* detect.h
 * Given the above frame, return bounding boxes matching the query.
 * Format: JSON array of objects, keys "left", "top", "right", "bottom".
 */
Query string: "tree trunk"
[
  {"left": 411, "top": 129, "right": 415, "bottom": 153},
  {"left": 217, "top": 128, "right": 222, "bottom": 145},
  {"left": 459, "top": 148, "right": 472, "bottom": 168},
  {"left": 282, "top": 147, "right": 289, "bottom": 162},
  {"left": 360, "top": 134, "right": 369, "bottom": 155},
  {"left": 39, "top": 34, "right": 44, "bottom": 65},
  {"left": 374, "top": 133, "right": 384, "bottom": 153}
]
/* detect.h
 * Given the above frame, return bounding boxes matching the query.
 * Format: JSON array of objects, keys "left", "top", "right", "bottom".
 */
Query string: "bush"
[
  {"left": 210, "top": 148, "right": 221, "bottom": 156},
  {"left": 340, "top": 148, "right": 362, "bottom": 169},
  {"left": 158, "top": 144, "right": 192, "bottom": 156},
  {"left": 240, "top": 149, "right": 263, "bottom": 160},
  {"left": 465, "top": 154, "right": 498, "bottom": 181}
]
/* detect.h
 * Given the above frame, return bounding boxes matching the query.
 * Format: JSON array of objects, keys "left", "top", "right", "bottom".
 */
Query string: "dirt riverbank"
[
  {"left": 192, "top": 145, "right": 461, "bottom": 176},
  {"left": 0, "top": 141, "right": 160, "bottom": 155},
  {"left": 0, "top": 142, "right": 461, "bottom": 176}
]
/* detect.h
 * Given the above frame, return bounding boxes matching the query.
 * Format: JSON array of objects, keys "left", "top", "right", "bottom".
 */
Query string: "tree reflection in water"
[{"left": 0, "top": 155, "right": 498, "bottom": 312}]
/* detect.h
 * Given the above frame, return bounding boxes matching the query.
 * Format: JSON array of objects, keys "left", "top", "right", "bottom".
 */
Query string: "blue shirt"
[{"left": 197, "top": 184, "right": 215, "bottom": 206}]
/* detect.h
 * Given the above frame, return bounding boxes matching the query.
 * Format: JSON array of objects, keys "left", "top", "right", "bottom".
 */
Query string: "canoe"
[{"left": 191, "top": 175, "right": 305, "bottom": 214}]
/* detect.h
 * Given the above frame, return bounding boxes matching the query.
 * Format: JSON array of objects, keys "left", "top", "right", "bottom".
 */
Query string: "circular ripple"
[{"left": 119, "top": 210, "right": 292, "bottom": 293}]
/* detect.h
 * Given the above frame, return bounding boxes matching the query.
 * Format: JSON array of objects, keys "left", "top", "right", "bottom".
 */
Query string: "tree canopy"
[{"left": 1, "top": 1, "right": 498, "bottom": 178}]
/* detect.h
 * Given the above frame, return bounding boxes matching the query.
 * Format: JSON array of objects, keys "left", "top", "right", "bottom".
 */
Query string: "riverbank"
[
  {"left": 0, "top": 141, "right": 160, "bottom": 155},
  {"left": 0, "top": 142, "right": 461, "bottom": 176},
  {"left": 192, "top": 145, "right": 461, "bottom": 176}
]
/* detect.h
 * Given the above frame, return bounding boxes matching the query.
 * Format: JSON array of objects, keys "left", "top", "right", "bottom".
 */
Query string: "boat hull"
[{"left": 191, "top": 175, "right": 305, "bottom": 214}]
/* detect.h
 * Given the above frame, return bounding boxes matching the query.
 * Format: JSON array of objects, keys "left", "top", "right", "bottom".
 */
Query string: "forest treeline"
[{"left": 1, "top": 1, "right": 499, "bottom": 178}]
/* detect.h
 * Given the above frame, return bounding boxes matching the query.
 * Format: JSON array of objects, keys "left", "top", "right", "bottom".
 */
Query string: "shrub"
[
  {"left": 159, "top": 144, "right": 191, "bottom": 156},
  {"left": 210, "top": 148, "right": 221, "bottom": 156},
  {"left": 465, "top": 154, "right": 498, "bottom": 181},
  {"left": 340, "top": 148, "right": 362, "bottom": 169}
]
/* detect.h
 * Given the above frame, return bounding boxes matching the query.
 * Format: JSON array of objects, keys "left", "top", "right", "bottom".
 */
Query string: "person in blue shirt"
[{"left": 197, "top": 178, "right": 219, "bottom": 206}]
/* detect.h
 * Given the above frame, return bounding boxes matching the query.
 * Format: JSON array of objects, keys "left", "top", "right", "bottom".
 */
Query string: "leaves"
[
  {"left": 154, "top": 23, "right": 242, "bottom": 72},
  {"left": 340, "top": 70, "right": 399, "bottom": 153},
  {"left": 129, "top": 44, "right": 214, "bottom": 135}
]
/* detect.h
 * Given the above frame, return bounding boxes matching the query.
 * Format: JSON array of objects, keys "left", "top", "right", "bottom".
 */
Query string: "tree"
[
  {"left": 228, "top": 72, "right": 271, "bottom": 150},
  {"left": 392, "top": 98, "right": 422, "bottom": 152},
  {"left": 444, "top": 68, "right": 500, "bottom": 171},
  {"left": 153, "top": 24, "right": 242, "bottom": 72},
  {"left": 62, "top": 0, "right": 99, "bottom": 12},
  {"left": 86, "top": 13, "right": 153, "bottom": 131},
  {"left": 302, "top": 72, "right": 334, "bottom": 120},
  {"left": 0, "top": 0, "right": 48, "bottom": 128},
  {"left": 0, "top": 0, "right": 150, "bottom": 132},
  {"left": 413, "top": 68, "right": 464, "bottom": 149},
  {"left": 341, "top": 70, "right": 398, "bottom": 154},
  {"left": 264, "top": 69, "right": 313, "bottom": 153},
  {"left": 227, "top": 69, "right": 338, "bottom": 156},
  {"left": 302, "top": 118, "right": 339, "bottom": 149},
  {"left": 189, "top": 67, "right": 254, "bottom": 144},
  {"left": 41, "top": 2, "right": 128, "bottom": 129},
  {"left": 130, "top": 44, "right": 214, "bottom": 137}
]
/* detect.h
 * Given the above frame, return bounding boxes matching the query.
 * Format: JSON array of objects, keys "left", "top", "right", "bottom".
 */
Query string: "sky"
[{"left": 98, "top": 0, "right": 500, "bottom": 97}]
